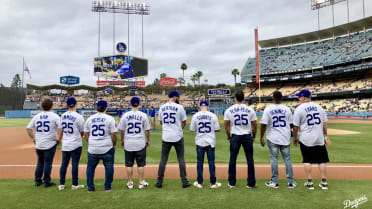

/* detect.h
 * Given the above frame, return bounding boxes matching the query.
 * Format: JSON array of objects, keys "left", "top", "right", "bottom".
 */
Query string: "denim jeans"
[
  {"left": 228, "top": 134, "right": 256, "bottom": 187},
  {"left": 196, "top": 145, "right": 216, "bottom": 185},
  {"left": 157, "top": 138, "right": 188, "bottom": 185},
  {"left": 60, "top": 147, "right": 82, "bottom": 186},
  {"left": 86, "top": 148, "right": 115, "bottom": 191},
  {"left": 267, "top": 140, "right": 294, "bottom": 184},
  {"left": 35, "top": 145, "right": 57, "bottom": 185}
]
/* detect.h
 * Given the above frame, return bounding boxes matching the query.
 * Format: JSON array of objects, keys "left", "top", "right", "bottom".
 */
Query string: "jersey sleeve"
[
  {"left": 118, "top": 117, "right": 126, "bottom": 131},
  {"left": 292, "top": 108, "right": 301, "bottom": 127},
  {"left": 84, "top": 119, "right": 90, "bottom": 133},
  {"left": 55, "top": 115, "right": 62, "bottom": 129},
  {"left": 260, "top": 109, "right": 269, "bottom": 125},
  {"left": 320, "top": 106, "right": 328, "bottom": 123},
  {"left": 223, "top": 109, "right": 230, "bottom": 121},
  {"left": 78, "top": 116, "right": 85, "bottom": 133},
  {"left": 110, "top": 118, "right": 118, "bottom": 133},
  {"left": 287, "top": 108, "right": 293, "bottom": 125},
  {"left": 180, "top": 107, "right": 187, "bottom": 122},
  {"left": 158, "top": 108, "right": 163, "bottom": 121},
  {"left": 213, "top": 115, "right": 220, "bottom": 131},
  {"left": 27, "top": 116, "right": 37, "bottom": 129},
  {"left": 189, "top": 115, "right": 197, "bottom": 132},
  {"left": 143, "top": 115, "right": 151, "bottom": 131},
  {"left": 250, "top": 109, "right": 257, "bottom": 121}
]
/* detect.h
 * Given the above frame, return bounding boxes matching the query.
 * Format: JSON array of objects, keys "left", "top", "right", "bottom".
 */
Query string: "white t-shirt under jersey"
[
  {"left": 190, "top": 110, "right": 220, "bottom": 148},
  {"left": 224, "top": 104, "right": 257, "bottom": 135},
  {"left": 27, "top": 111, "right": 62, "bottom": 150},
  {"left": 158, "top": 102, "right": 187, "bottom": 142},
  {"left": 260, "top": 104, "right": 293, "bottom": 146},
  {"left": 293, "top": 102, "right": 328, "bottom": 147},
  {"left": 118, "top": 110, "right": 151, "bottom": 152},
  {"left": 61, "top": 111, "right": 85, "bottom": 151},
  {"left": 84, "top": 113, "right": 118, "bottom": 154}
]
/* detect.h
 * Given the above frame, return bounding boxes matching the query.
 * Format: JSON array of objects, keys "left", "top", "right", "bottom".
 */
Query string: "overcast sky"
[{"left": 1, "top": 0, "right": 371, "bottom": 87}]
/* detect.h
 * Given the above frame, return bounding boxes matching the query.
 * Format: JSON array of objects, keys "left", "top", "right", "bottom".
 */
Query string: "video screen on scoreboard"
[{"left": 94, "top": 55, "right": 148, "bottom": 79}]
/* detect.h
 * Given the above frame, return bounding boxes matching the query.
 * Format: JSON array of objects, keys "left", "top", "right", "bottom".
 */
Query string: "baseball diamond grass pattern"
[
  {"left": 0, "top": 179, "right": 371, "bottom": 209},
  {"left": 1, "top": 118, "right": 371, "bottom": 164}
]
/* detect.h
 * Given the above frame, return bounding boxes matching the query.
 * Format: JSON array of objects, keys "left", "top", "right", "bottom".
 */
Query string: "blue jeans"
[
  {"left": 86, "top": 148, "right": 115, "bottom": 191},
  {"left": 196, "top": 145, "right": 216, "bottom": 185},
  {"left": 60, "top": 147, "right": 82, "bottom": 186},
  {"left": 228, "top": 134, "right": 256, "bottom": 187},
  {"left": 267, "top": 140, "right": 294, "bottom": 184},
  {"left": 35, "top": 145, "right": 57, "bottom": 185}
]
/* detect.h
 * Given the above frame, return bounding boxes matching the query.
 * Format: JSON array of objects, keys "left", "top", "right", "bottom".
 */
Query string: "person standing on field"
[
  {"left": 190, "top": 100, "right": 222, "bottom": 189},
  {"left": 224, "top": 90, "right": 257, "bottom": 189},
  {"left": 58, "top": 97, "right": 85, "bottom": 191},
  {"left": 84, "top": 100, "right": 117, "bottom": 192},
  {"left": 27, "top": 97, "right": 62, "bottom": 188},
  {"left": 293, "top": 89, "right": 331, "bottom": 190},
  {"left": 155, "top": 90, "right": 191, "bottom": 188},
  {"left": 118, "top": 97, "right": 151, "bottom": 189},
  {"left": 150, "top": 106, "right": 156, "bottom": 130},
  {"left": 260, "top": 91, "right": 296, "bottom": 189}
]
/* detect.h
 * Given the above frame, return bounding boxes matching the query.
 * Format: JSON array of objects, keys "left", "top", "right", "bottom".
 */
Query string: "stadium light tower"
[{"left": 136, "top": 3, "right": 150, "bottom": 57}]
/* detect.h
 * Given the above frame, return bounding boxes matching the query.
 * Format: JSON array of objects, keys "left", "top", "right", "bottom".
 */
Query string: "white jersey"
[
  {"left": 84, "top": 113, "right": 118, "bottom": 154},
  {"left": 158, "top": 102, "right": 187, "bottom": 142},
  {"left": 224, "top": 104, "right": 257, "bottom": 135},
  {"left": 27, "top": 111, "right": 62, "bottom": 150},
  {"left": 190, "top": 111, "right": 220, "bottom": 147},
  {"left": 118, "top": 110, "right": 151, "bottom": 152},
  {"left": 61, "top": 111, "right": 85, "bottom": 151},
  {"left": 260, "top": 104, "right": 292, "bottom": 146},
  {"left": 293, "top": 102, "right": 328, "bottom": 147}
]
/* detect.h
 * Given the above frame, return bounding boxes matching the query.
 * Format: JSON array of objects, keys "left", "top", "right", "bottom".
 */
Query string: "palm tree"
[
  {"left": 191, "top": 74, "right": 197, "bottom": 87},
  {"left": 196, "top": 71, "right": 203, "bottom": 86},
  {"left": 180, "top": 63, "right": 187, "bottom": 85},
  {"left": 178, "top": 77, "right": 185, "bottom": 86},
  {"left": 232, "top": 68, "right": 240, "bottom": 86},
  {"left": 160, "top": 73, "right": 167, "bottom": 79}
]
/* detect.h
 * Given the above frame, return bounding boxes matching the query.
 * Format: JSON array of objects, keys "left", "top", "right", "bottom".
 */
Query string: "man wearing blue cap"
[
  {"left": 190, "top": 100, "right": 222, "bottom": 189},
  {"left": 155, "top": 90, "right": 191, "bottom": 188},
  {"left": 293, "top": 89, "right": 331, "bottom": 190},
  {"left": 58, "top": 97, "right": 85, "bottom": 191},
  {"left": 84, "top": 100, "right": 118, "bottom": 192},
  {"left": 118, "top": 97, "right": 151, "bottom": 189}
]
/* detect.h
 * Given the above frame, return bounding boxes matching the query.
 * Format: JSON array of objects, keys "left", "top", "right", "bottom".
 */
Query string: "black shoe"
[
  {"left": 35, "top": 182, "right": 43, "bottom": 187},
  {"left": 154, "top": 182, "right": 162, "bottom": 188},
  {"left": 182, "top": 182, "right": 191, "bottom": 188},
  {"left": 44, "top": 182, "right": 56, "bottom": 188}
]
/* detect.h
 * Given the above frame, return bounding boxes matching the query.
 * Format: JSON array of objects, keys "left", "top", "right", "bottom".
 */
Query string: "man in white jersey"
[
  {"left": 260, "top": 91, "right": 295, "bottom": 189},
  {"left": 118, "top": 97, "right": 151, "bottom": 190},
  {"left": 190, "top": 100, "right": 222, "bottom": 189},
  {"left": 293, "top": 89, "right": 331, "bottom": 190},
  {"left": 224, "top": 90, "right": 257, "bottom": 189},
  {"left": 27, "top": 97, "right": 62, "bottom": 187},
  {"left": 58, "top": 97, "right": 85, "bottom": 191},
  {"left": 84, "top": 100, "right": 117, "bottom": 192},
  {"left": 155, "top": 90, "right": 191, "bottom": 188}
]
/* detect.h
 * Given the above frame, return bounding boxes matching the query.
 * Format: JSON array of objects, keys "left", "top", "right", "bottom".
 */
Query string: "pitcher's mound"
[{"left": 328, "top": 128, "right": 360, "bottom": 135}]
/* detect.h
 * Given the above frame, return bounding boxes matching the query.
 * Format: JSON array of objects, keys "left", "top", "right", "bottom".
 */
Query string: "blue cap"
[
  {"left": 200, "top": 100, "right": 209, "bottom": 106},
  {"left": 130, "top": 97, "right": 140, "bottom": 107},
  {"left": 168, "top": 90, "right": 180, "bottom": 98},
  {"left": 295, "top": 89, "right": 311, "bottom": 98},
  {"left": 97, "top": 100, "right": 108, "bottom": 109},
  {"left": 66, "top": 97, "right": 77, "bottom": 107}
]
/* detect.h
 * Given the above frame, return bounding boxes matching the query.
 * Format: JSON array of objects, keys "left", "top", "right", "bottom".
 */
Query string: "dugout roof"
[{"left": 259, "top": 16, "right": 372, "bottom": 48}]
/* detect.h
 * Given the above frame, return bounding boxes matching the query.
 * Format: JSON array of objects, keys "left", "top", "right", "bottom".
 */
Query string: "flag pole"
[{"left": 22, "top": 57, "right": 25, "bottom": 88}]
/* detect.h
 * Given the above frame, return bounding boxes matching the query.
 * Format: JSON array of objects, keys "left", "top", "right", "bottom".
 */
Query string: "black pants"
[
  {"left": 59, "top": 147, "right": 82, "bottom": 186},
  {"left": 157, "top": 138, "right": 188, "bottom": 184},
  {"left": 228, "top": 134, "right": 256, "bottom": 187},
  {"left": 35, "top": 145, "right": 57, "bottom": 185}
]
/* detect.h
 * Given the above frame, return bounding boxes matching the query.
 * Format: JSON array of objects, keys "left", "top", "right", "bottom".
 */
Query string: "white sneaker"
[
  {"left": 193, "top": 181, "right": 203, "bottom": 188},
  {"left": 265, "top": 181, "right": 279, "bottom": 189},
  {"left": 58, "top": 185, "right": 65, "bottom": 191},
  {"left": 127, "top": 181, "right": 134, "bottom": 189},
  {"left": 228, "top": 183, "right": 235, "bottom": 189},
  {"left": 288, "top": 182, "right": 296, "bottom": 189},
  {"left": 138, "top": 181, "right": 149, "bottom": 189},
  {"left": 210, "top": 182, "right": 222, "bottom": 189},
  {"left": 71, "top": 185, "right": 85, "bottom": 190}
]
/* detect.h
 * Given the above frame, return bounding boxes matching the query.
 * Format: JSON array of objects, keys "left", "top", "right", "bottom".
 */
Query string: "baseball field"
[{"left": 0, "top": 117, "right": 371, "bottom": 209}]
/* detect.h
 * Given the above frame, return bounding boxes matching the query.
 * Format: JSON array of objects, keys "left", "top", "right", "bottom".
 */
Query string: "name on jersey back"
[
  {"left": 161, "top": 105, "right": 178, "bottom": 112},
  {"left": 197, "top": 114, "right": 211, "bottom": 121},
  {"left": 269, "top": 109, "right": 287, "bottom": 116},
  {"left": 92, "top": 118, "right": 106, "bottom": 123},
  {"left": 305, "top": 106, "right": 318, "bottom": 113},
  {"left": 229, "top": 107, "right": 251, "bottom": 114},
  {"left": 126, "top": 114, "right": 142, "bottom": 121},
  {"left": 62, "top": 114, "right": 76, "bottom": 122}
]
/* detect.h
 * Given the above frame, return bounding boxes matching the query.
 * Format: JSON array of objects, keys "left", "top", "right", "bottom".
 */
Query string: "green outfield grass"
[
  {"left": 1, "top": 118, "right": 371, "bottom": 164},
  {"left": 0, "top": 179, "right": 370, "bottom": 209}
]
